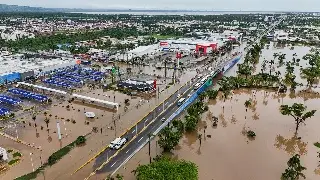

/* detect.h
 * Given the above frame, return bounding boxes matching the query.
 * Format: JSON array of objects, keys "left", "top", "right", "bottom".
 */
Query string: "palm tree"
[
  {"left": 44, "top": 117, "right": 50, "bottom": 128},
  {"left": 244, "top": 99, "right": 252, "bottom": 112}
]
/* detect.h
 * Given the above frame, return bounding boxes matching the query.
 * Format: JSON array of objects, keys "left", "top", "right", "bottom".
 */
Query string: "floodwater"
[
  {"left": 116, "top": 43, "right": 320, "bottom": 180},
  {"left": 0, "top": 60, "right": 197, "bottom": 179}
]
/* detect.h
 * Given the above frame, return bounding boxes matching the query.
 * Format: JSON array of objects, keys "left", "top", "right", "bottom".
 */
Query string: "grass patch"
[
  {"left": 13, "top": 152, "right": 22, "bottom": 158},
  {"left": 15, "top": 166, "right": 45, "bottom": 180},
  {"left": 15, "top": 136, "right": 85, "bottom": 180},
  {"left": 8, "top": 159, "right": 20, "bottom": 165},
  {"left": 7, "top": 149, "right": 13, "bottom": 153},
  {"left": 314, "top": 142, "right": 320, "bottom": 148},
  {"left": 48, "top": 142, "right": 75, "bottom": 165}
]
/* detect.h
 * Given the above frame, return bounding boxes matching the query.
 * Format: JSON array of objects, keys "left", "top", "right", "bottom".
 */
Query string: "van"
[
  {"left": 177, "top": 98, "right": 186, "bottom": 106},
  {"left": 194, "top": 83, "right": 201, "bottom": 90},
  {"left": 109, "top": 137, "right": 127, "bottom": 150}
]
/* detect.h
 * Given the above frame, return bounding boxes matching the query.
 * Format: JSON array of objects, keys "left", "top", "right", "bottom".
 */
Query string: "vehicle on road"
[
  {"left": 177, "top": 98, "right": 186, "bottom": 106},
  {"left": 109, "top": 137, "right": 127, "bottom": 150},
  {"left": 194, "top": 83, "right": 201, "bottom": 90},
  {"left": 187, "top": 94, "right": 192, "bottom": 98},
  {"left": 177, "top": 93, "right": 181, "bottom": 98},
  {"left": 161, "top": 117, "right": 166, "bottom": 122}
]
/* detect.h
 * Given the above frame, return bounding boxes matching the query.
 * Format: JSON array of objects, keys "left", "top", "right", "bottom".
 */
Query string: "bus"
[{"left": 177, "top": 98, "right": 186, "bottom": 106}]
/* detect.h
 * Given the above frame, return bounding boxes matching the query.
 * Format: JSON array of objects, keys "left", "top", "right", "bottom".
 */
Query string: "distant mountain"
[
  {"left": 0, "top": 4, "right": 62, "bottom": 12},
  {"left": 0, "top": 4, "right": 208, "bottom": 13}
]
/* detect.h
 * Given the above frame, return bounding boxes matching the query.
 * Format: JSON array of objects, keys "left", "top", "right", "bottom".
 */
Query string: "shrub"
[
  {"left": 247, "top": 130, "right": 256, "bottom": 138},
  {"left": 13, "top": 152, "right": 22, "bottom": 158},
  {"left": 8, "top": 159, "right": 20, "bottom": 165},
  {"left": 314, "top": 142, "right": 320, "bottom": 148},
  {"left": 75, "top": 136, "right": 86, "bottom": 145}
]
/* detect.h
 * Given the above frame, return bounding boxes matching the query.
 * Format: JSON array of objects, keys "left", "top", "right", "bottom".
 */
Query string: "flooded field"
[{"left": 116, "top": 43, "right": 320, "bottom": 180}]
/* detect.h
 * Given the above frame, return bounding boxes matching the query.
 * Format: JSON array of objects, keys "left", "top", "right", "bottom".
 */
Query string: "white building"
[
  {"left": 0, "top": 147, "right": 8, "bottom": 161},
  {"left": 274, "top": 30, "right": 289, "bottom": 41}
]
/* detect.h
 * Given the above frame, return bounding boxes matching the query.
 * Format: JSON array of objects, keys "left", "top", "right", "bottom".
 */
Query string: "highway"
[
  {"left": 92, "top": 80, "right": 192, "bottom": 171},
  {"left": 82, "top": 17, "right": 285, "bottom": 179},
  {"left": 84, "top": 56, "right": 234, "bottom": 179}
]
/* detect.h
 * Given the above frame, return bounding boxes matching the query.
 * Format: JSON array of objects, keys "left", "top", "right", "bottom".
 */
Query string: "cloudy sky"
[{"left": 1, "top": 0, "right": 318, "bottom": 12}]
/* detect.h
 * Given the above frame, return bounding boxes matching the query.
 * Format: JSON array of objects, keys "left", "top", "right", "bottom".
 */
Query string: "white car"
[
  {"left": 177, "top": 93, "right": 181, "bottom": 98},
  {"left": 161, "top": 117, "right": 166, "bottom": 122},
  {"left": 109, "top": 137, "right": 127, "bottom": 150}
]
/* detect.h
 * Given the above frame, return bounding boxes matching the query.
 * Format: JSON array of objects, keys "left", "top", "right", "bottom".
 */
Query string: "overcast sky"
[{"left": 1, "top": 0, "right": 319, "bottom": 12}]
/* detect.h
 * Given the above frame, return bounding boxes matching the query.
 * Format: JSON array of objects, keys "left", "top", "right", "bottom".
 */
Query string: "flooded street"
[{"left": 116, "top": 43, "right": 320, "bottom": 180}]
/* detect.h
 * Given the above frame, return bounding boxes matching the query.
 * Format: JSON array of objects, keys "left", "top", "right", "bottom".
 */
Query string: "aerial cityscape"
[{"left": 0, "top": 1, "right": 320, "bottom": 180}]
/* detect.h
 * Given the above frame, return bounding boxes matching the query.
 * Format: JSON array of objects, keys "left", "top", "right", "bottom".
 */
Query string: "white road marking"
[
  {"left": 138, "top": 137, "right": 143, "bottom": 142},
  {"left": 126, "top": 150, "right": 130, "bottom": 154},
  {"left": 132, "top": 130, "right": 135, "bottom": 134},
  {"left": 111, "top": 161, "right": 117, "bottom": 167}
]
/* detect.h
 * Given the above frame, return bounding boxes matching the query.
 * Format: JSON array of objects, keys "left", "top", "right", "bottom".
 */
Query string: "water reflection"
[
  {"left": 183, "top": 131, "right": 198, "bottom": 148},
  {"left": 219, "top": 113, "right": 227, "bottom": 127},
  {"left": 274, "top": 134, "right": 308, "bottom": 155}
]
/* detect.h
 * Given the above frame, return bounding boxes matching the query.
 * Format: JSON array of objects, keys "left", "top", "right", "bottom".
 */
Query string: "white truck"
[{"left": 109, "top": 137, "right": 127, "bottom": 150}]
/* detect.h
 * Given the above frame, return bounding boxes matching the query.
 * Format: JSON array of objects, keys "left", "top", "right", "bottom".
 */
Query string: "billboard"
[{"left": 160, "top": 42, "right": 169, "bottom": 46}]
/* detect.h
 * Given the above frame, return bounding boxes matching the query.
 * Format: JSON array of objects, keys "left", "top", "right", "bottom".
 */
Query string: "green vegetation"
[
  {"left": 12, "top": 152, "right": 22, "bottom": 158},
  {"left": 8, "top": 159, "right": 20, "bottom": 166},
  {"left": 152, "top": 34, "right": 180, "bottom": 40},
  {"left": 133, "top": 156, "right": 198, "bottom": 180},
  {"left": 300, "top": 52, "right": 320, "bottom": 88},
  {"left": 314, "top": 142, "right": 320, "bottom": 149},
  {"left": 247, "top": 130, "right": 256, "bottom": 138},
  {"left": 75, "top": 135, "right": 86, "bottom": 145},
  {"left": 7, "top": 149, "right": 13, "bottom": 153},
  {"left": 206, "top": 90, "right": 219, "bottom": 100},
  {"left": 185, "top": 101, "right": 207, "bottom": 132},
  {"left": 244, "top": 99, "right": 252, "bottom": 108},
  {"left": 15, "top": 135, "right": 87, "bottom": 180},
  {"left": 158, "top": 126, "right": 182, "bottom": 152},
  {"left": 282, "top": 154, "right": 306, "bottom": 180},
  {"left": 280, "top": 103, "right": 316, "bottom": 134}
]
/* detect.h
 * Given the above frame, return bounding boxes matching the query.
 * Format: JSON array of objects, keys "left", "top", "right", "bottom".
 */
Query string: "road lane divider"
[
  {"left": 108, "top": 58, "right": 247, "bottom": 177},
  {"left": 74, "top": 82, "right": 191, "bottom": 175},
  {"left": 84, "top": 100, "right": 176, "bottom": 180}
]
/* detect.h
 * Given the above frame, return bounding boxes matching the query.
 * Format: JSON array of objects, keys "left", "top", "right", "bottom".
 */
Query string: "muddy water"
[
  {"left": 174, "top": 90, "right": 320, "bottom": 180},
  {"left": 116, "top": 44, "right": 320, "bottom": 180}
]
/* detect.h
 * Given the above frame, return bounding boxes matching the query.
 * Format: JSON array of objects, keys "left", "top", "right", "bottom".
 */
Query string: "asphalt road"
[
  {"left": 91, "top": 56, "right": 234, "bottom": 176},
  {"left": 92, "top": 78, "right": 194, "bottom": 171},
  {"left": 88, "top": 18, "right": 284, "bottom": 177}
]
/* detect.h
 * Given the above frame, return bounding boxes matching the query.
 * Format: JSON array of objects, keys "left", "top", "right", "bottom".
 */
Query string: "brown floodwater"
[{"left": 115, "top": 43, "right": 320, "bottom": 180}]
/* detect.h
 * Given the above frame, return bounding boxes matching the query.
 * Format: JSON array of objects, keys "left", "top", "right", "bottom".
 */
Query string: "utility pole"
[
  {"left": 148, "top": 134, "right": 151, "bottom": 164},
  {"left": 164, "top": 59, "right": 167, "bottom": 83}
]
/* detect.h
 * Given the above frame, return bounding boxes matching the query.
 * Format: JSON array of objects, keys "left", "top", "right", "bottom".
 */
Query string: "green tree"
[
  {"left": 301, "top": 67, "right": 320, "bottom": 88},
  {"left": 115, "top": 174, "right": 124, "bottom": 180},
  {"left": 244, "top": 99, "right": 252, "bottom": 112},
  {"left": 184, "top": 115, "right": 198, "bottom": 132},
  {"left": 280, "top": 103, "right": 316, "bottom": 134},
  {"left": 158, "top": 127, "right": 181, "bottom": 152},
  {"left": 282, "top": 154, "right": 306, "bottom": 180},
  {"left": 206, "top": 89, "right": 219, "bottom": 100},
  {"left": 133, "top": 156, "right": 198, "bottom": 180},
  {"left": 75, "top": 136, "right": 86, "bottom": 145}
]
